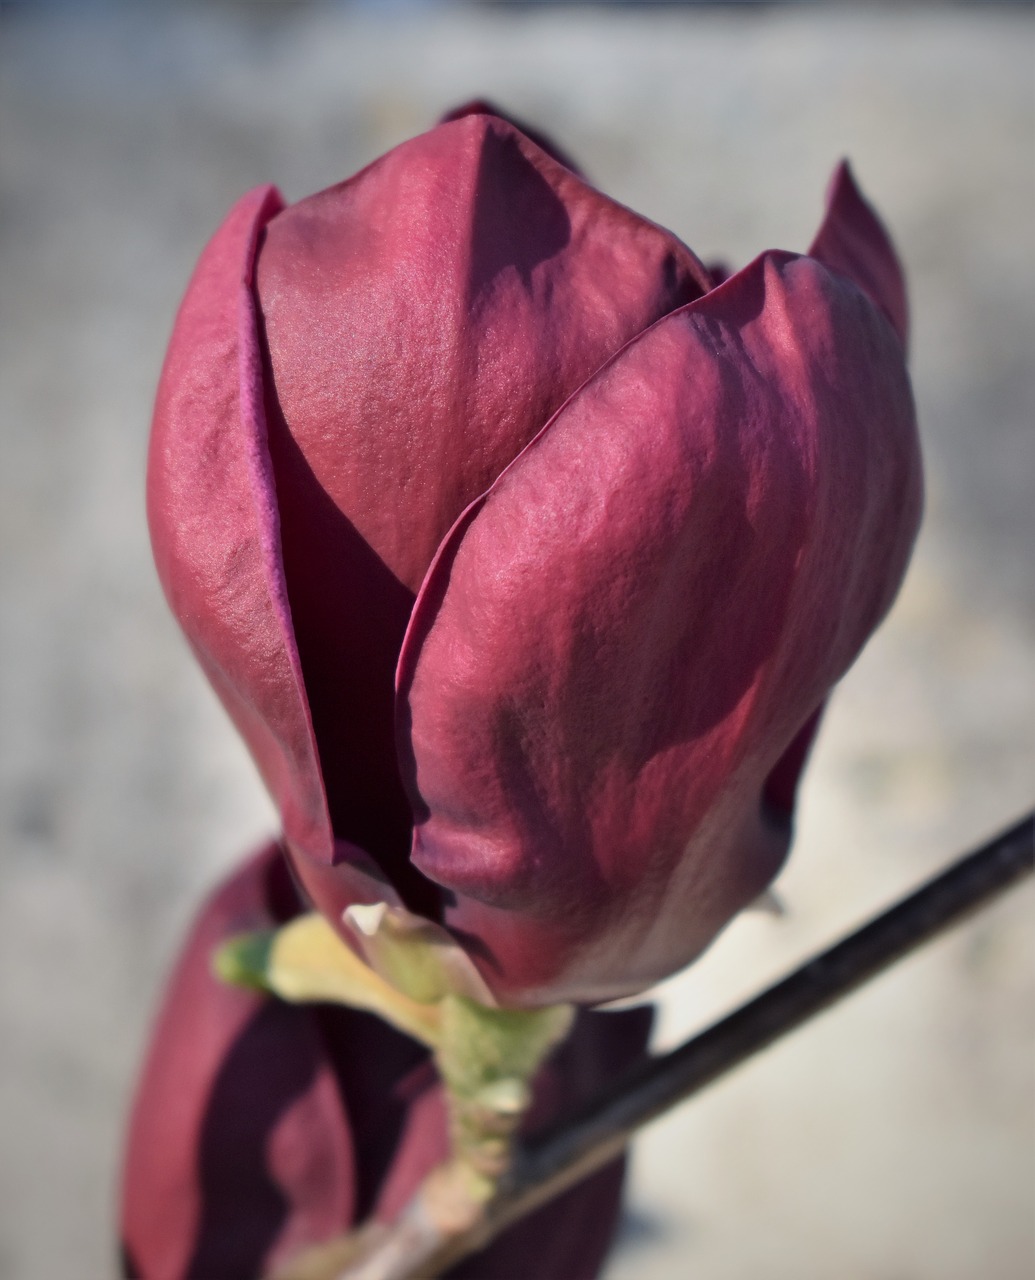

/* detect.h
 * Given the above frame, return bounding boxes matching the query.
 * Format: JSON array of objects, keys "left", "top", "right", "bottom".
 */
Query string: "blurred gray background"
[{"left": 1, "top": 4, "right": 1032, "bottom": 1278}]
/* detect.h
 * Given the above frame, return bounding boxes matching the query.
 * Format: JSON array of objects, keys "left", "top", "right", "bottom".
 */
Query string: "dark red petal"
[
  {"left": 809, "top": 160, "right": 909, "bottom": 347},
  {"left": 146, "top": 186, "right": 333, "bottom": 866},
  {"left": 256, "top": 112, "right": 710, "bottom": 867},
  {"left": 120, "top": 844, "right": 355, "bottom": 1279},
  {"left": 398, "top": 251, "right": 922, "bottom": 1006}
]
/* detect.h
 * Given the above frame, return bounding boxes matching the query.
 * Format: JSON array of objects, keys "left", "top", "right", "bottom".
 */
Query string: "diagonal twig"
[{"left": 346, "top": 811, "right": 1033, "bottom": 1280}]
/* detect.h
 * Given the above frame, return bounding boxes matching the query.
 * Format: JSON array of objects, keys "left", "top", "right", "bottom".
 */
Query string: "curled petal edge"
[{"left": 147, "top": 185, "right": 332, "bottom": 863}]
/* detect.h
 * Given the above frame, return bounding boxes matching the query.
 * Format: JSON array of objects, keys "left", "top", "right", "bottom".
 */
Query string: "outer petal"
[
  {"left": 254, "top": 112, "right": 712, "bottom": 878},
  {"left": 120, "top": 844, "right": 356, "bottom": 1279},
  {"left": 761, "top": 166, "right": 906, "bottom": 816},
  {"left": 809, "top": 160, "right": 909, "bottom": 347},
  {"left": 146, "top": 186, "right": 411, "bottom": 921},
  {"left": 398, "top": 250, "right": 922, "bottom": 1006},
  {"left": 147, "top": 186, "right": 331, "bottom": 866}
]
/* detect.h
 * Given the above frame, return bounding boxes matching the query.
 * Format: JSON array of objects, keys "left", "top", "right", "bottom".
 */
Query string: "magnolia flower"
[
  {"left": 129, "top": 102, "right": 921, "bottom": 1279},
  {"left": 147, "top": 101, "right": 920, "bottom": 1009}
]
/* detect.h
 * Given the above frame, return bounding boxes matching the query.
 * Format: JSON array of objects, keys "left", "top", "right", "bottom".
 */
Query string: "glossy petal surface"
[{"left": 399, "top": 250, "right": 922, "bottom": 1004}]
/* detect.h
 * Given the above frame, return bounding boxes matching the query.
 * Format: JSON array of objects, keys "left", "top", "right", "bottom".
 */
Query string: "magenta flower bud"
[
  {"left": 147, "top": 103, "right": 921, "bottom": 1007},
  {"left": 120, "top": 844, "right": 651, "bottom": 1278}
]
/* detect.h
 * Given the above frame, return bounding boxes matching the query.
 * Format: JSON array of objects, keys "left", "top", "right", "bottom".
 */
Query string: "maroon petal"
[
  {"left": 809, "top": 160, "right": 909, "bottom": 347},
  {"left": 146, "top": 186, "right": 332, "bottom": 867},
  {"left": 254, "top": 111, "right": 711, "bottom": 878},
  {"left": 398, "top": 250, "right": 922, "bottom": 1006},
  {"left": 120, "top": 844, "right": 355, "bottom": 1279}
]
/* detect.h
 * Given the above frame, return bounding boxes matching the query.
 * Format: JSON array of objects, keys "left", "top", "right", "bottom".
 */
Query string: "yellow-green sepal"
[{"left": 214, "top": 913, "right": 441, "bottom": 1048}]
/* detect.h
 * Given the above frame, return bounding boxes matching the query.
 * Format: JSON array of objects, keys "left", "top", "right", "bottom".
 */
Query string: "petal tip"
[{"left": 809, "top": 158, "right": 909, "bottom": 347}]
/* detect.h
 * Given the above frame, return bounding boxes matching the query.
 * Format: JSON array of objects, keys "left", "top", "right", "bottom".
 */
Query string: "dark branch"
[{"left": 413, "top": 811, "right": 1034, "bottom": 1277}]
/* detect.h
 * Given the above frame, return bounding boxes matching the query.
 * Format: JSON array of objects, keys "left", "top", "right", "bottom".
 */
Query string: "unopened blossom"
[{"left": 147, "top": 103, "right": 920, "bottom": 1007}]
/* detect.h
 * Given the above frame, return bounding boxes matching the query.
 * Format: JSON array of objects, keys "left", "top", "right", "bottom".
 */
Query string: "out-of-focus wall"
[{"left": 1, "top": 6, "right": 1031, "bottom": 1279}]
